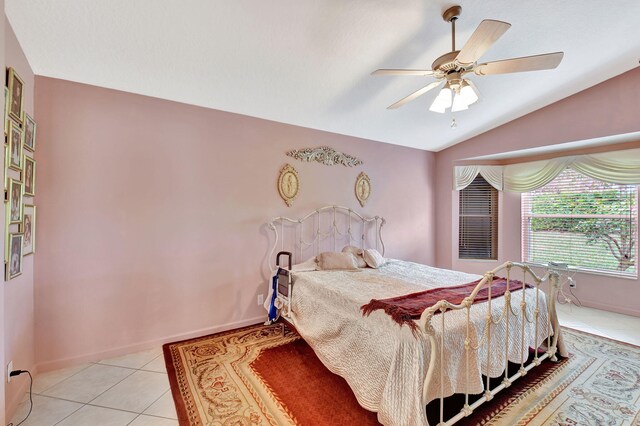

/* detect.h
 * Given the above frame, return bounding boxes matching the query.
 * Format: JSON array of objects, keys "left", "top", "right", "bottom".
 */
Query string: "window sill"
[{"left": 524, "top": 262, "right": 638, "bottom": 281}]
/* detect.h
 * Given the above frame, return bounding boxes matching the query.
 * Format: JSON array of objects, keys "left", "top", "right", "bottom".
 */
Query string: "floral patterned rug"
[
  {"left": 476, "top": 327, "right": 640, "bottom": 426},
  {"left": 163, "top": 323, "right": 640, "bottom": 425}
]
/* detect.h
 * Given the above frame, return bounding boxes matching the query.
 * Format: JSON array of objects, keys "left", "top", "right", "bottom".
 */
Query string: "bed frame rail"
[{"left": 419, "top": 261, "right": 567, "bottom": 426}]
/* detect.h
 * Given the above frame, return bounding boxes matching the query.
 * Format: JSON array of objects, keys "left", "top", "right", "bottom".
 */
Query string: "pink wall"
[
  {"left": 4, "top": 18, "right": 35, "bottom": 420},
  {"left": 0, "top": 4, "right": 5, "bottom": 423},
  {"left": 435, "top": 67, "right": 640, "bottom": 316},
  {"left": 33, "top": 76, "right": 436, "bottom": 370}
]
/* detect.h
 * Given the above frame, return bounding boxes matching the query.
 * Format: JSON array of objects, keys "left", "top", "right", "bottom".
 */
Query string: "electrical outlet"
[
  {"left": 257, "top": 294, "right": 264, "bottom": 306},
  {"left": 7, "top": 361, "right": 13, "bottom": 384}
]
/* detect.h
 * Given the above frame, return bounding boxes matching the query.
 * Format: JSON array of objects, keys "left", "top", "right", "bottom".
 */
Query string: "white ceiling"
[{"left": 6, "top": 1, "right": 640, "bottom": 151}]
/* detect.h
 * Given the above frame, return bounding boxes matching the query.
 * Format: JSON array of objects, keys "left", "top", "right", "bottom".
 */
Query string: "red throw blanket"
[{"left": 361, "top": 277, "right": 531, "bottom": 333}]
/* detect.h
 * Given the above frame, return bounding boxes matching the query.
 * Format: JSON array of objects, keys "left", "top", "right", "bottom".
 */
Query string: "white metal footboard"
[{"left": 419, "top": 261, "right": 567, "bottom": 426}]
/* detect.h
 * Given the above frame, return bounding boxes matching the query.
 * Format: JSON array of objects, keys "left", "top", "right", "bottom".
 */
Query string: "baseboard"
[
  {"left": 579, "top": 300, "right": 640, "bottom": 317},
  {"left": 36, "top": 316, "right": 265, "bottom": 373},
  {"left": 5, "top": 365, "right": 38, "bottom": 424}
]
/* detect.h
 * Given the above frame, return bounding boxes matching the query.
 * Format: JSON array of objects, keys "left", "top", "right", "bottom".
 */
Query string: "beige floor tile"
[
  {"left": 128, "top": 415, "right": 179, "bottom": 426},
  {"left": 90, "top": 370, "right": 170, "bottom": 413},
  {"left": 557, "top": 310, "right": 587, "bottom": 329},
  {"left": 9, "top": 395, "right": 82, "bottom": 426},
  {"left": 32, "top": 363, "right": 92, "bottom": 394},
  {"left": 587, "top": 314, "right": 640, "bottom": 330},
  {"left": 556, "top": 310, "right": 574, "bottom": 322},
  {"left": 98, "top": 348, "right": 162, "bottom": 369},
  {"left": 559, "top": 317, "right": 587, "bottom": 329},
  {"left": 143, "top": 390, "right": 177, "bottom": 419},
  {"left": 555, "top": 302, "right": 576, "bottom": 312},
  {"left": 140, "top": 355, "right": 167, "bottom": 373},
  {"left": 566, "top": 323, "right": 612, "bottom": 339},
  {"left": 42, "top": 364, "right": 134, "bottom": 403},
  {"left": 56, "top": 405, "right": 137, "bottom": 426}
]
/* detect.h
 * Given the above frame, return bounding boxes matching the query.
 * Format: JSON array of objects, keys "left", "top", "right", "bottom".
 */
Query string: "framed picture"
[
  {"left": 21, "top": 204, "right": 35, "bottom": 255},
  {"left": 8, "top": 120, "right": 23, "bottom": 171},
  {"left": 23, "top": 156, "right": 35, "bottom": 196},
  {"left": 4, "top": 87, "right": 9, "bottom": 135},
  {"left": 355, "top": 172, "right": 371, "bottom": 207},
  {"left": 23, "top": 113, "right": 36, "bottom": 152},
  {"left": 6, "top": 233, "right": 23, "bottom": 280},
  {"left": 8, "top": 178, "right": 23, "bottom": 224},
  {"left": 277, "top": 163, "right": 300, "bottom": 207},
  {"left": 3, "top": 145, "right": 8, "bottom": 192},
  {"left": 7, "top": 68, "right": 24, "bottom": 125}
]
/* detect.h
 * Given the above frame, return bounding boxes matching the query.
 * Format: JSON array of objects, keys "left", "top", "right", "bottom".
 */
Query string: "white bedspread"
[{"left": 289, "top": 260, "right": 551, "bottom": 426}]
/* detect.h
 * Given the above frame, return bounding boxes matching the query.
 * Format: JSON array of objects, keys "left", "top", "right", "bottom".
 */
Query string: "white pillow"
[
  {"left": 363, "top": 249, "right": 386, "bottom": 269},
  {"left": 341, "top": 245, "right": 367, "bottom": 268},
  {"left": 291, "top": 256, "right": 318, "bottom": 272},
  {"left": 316, "top": 252, "right": 359, "bottom": 271}
]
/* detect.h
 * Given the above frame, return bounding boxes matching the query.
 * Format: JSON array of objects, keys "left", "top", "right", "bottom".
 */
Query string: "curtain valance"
[
  {"left": 453, "top": 165, "right": 503, "bottom": 191},
  {"left": 454, "top": 147, "right": 640, "bottom": 192}
]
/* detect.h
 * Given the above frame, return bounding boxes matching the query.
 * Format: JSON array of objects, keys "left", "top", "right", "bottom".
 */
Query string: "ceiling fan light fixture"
[
  {"left": 459, "top": 80, "right": 479, "bottom": 106},
  {"left": 429, "top": 102, "right": 446, "bottom": 114},
  {"left": 451, "top": 92, "right": 469, "bottom": 112},
  {"left": 429, "top": 84, "right": 452, "bottom": 113}
]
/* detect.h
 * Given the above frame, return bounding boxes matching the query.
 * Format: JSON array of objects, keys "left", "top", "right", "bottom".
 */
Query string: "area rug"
[{"left": 163, "top": 324, "right": 640, "bottom": 425}]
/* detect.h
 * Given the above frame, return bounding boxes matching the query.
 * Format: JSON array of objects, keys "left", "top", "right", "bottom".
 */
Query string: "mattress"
[{"left": 289, "top": 260, "right": 551, "bottom": 426}]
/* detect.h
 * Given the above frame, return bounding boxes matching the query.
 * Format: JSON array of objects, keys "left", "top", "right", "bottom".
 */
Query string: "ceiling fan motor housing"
[{"left": 432, "top": 51, "right": 464, "bottom": 75}]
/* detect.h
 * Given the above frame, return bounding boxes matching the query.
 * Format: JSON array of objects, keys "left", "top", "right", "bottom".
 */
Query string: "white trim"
[
  {"left": 35, "top": 316, "right": 265, "bottom": 373},
  {"left": 524, "top": 262, "right": 637, "bottom": 280}
]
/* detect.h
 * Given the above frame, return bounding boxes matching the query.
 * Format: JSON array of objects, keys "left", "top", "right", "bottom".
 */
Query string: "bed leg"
[
  {"left": 556, "top": 328, "right": 568, "bottom": 358},
  {"left": 547, "top": 271, "right": 568, "bottom": 359}
]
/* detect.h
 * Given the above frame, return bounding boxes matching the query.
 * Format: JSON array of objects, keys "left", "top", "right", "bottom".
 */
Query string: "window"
[
  {"left": 459, "top": 175, "right": 498, "bottom": 260},
  {"left": 522, "top": 168, "right": 638, "bottom": 277}
]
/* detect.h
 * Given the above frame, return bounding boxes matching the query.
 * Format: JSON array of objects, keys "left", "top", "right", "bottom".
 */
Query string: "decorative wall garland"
[{"left": 286, "top": 146, "right": 363, "bottom": 167}]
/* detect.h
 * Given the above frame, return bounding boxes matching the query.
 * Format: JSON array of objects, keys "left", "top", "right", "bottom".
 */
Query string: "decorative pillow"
[
  {"left": 291, "top": 256, "right": 318, "bottom": 272},
  {"left": 316, "top": 252, "right": 359, "bottom": 271},
  {"left": 363, "top": 249, "right": 386, "bottom": 269},
  {"left": 341, "top": 245, "right": 367, "bottom": 268}
]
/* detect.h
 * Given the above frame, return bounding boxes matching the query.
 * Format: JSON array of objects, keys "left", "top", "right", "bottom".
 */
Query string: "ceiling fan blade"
[
  {"left": 387, "top": 81, "right": 443, "bottom": 109},
  {"left": 455, "top": 20, "right": 511, "bottom": 65},
  {"left": 372, "top": 69, "right": 434, "bottom": 76},
  {"left": 474, "top": 52, "right": 564, "bottom": 75}
]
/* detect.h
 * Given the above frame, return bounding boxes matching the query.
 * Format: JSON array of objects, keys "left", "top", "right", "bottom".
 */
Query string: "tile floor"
[
  {"left": 9, "top": 304, "right": 640, "bottom": 425},
  {"left": 555, "top": 301, "right": 640, "bottom": 346},
  {"left": 10, "top": 348, "right": 177, "bottom": 426}
]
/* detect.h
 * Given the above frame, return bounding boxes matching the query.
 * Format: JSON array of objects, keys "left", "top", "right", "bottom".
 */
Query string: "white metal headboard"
[{"left": 267, "top": 205, "right": 386, "bottom": 270}]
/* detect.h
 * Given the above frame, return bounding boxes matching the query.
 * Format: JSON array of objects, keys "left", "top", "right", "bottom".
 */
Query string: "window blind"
[
  {"left": 522, "top": 168, "right": 638, "bottom": 277},
  {"left": 459, "top": 175, "right": 498, "bottom": 260}
]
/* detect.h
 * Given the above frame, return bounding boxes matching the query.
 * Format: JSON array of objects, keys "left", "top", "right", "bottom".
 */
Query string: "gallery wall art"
[{"left": 4, "top": 67, "right": 36, "bottom": 281}]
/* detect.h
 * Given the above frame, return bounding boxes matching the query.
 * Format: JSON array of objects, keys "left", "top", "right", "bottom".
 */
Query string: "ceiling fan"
[{"left": 372, "top": 5, "right": 564, "bottom": 113}]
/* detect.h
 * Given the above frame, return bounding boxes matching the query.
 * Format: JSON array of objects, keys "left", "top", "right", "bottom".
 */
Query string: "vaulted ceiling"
[{"left": 6, "top": 1, "right": 640, "bottom": 151}]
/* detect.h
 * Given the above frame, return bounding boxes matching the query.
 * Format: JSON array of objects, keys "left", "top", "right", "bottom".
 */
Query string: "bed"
[{"left": 266, "top": 206, "right": 567, "bottom": 426}]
